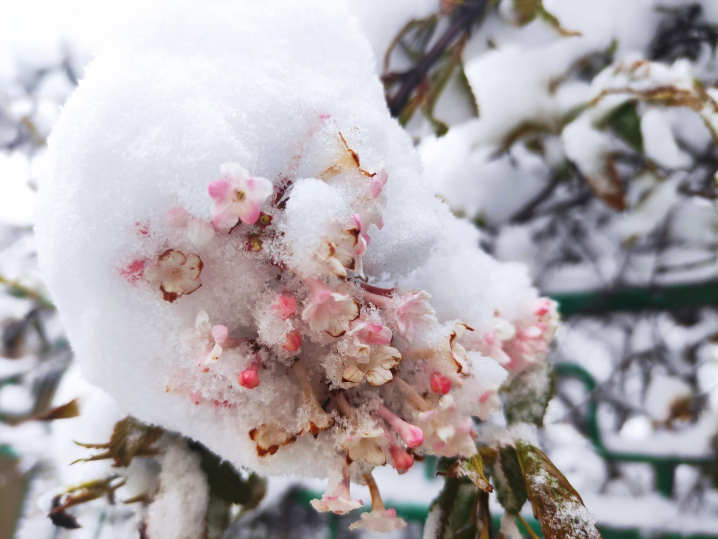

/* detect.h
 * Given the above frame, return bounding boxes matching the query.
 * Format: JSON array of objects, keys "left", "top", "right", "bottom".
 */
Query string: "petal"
[
  {"left": 246, "top": 175, "right": 274, "bottom": 200},
  {"left": 143, "top": 265, "right": 162, "bottom": 286},
  {"left": 220, "top": 162, "right": 250, "bottom": 179},
  {"left": 187, "top": 219, "right": 215, "bottom": 247},
  {"left": 195, "top": 310, "right": 212, "bottom": 334},
  {"left": 208, "top": 180, "right": 231, "bottom": 202},
  {"left": 342, "top": 365, "right": 364, "bottom": 384},
  {"left": 365, "top": 366, "right": 392, "bottom": 386},
  {"left": 184, "top": 254, "right": 204, "bottom": 279},
  {"left": 157, "top": 249, "right": 187, "bottom": 268},
  {"left": 167, "top": 207, "right": 190, "bottom": 228},
  {"left": 211, "top": 325, "right": 229, "bottom": 345},
  {"left": 236, "top": 200, "right": 261, "bottom": 225},
  {"left": 211, "top": 202, "right": 240, "bottom": 232}
]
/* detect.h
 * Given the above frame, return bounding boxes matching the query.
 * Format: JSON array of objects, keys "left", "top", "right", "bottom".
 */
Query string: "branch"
[{"left": 385, "top": 0, "right": 491, "bottom": 117}]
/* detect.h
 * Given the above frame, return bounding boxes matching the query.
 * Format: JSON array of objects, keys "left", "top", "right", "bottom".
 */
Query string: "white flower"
[
  {"left": 340, "top": 427, "right": 387, "bottom": 466},
  {"left": 143, "top": 249, "right": 203, "bottom": 302},
  {"left": 180, "top": 311, "right": 231, "bottom": 371},
  {"left": 342, "top": 345, "right": 401, "bottom": 386}
]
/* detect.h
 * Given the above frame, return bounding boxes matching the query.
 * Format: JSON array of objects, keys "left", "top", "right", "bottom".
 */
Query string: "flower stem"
[
  {"left": 362, "top": 472, "right": 385, "bottom": 512},
  {"left": 362, "top": 291, "right": 390, "bottom": 308},
  {"left": 394, "top": 377, "right": 432, "bottom": 412}
]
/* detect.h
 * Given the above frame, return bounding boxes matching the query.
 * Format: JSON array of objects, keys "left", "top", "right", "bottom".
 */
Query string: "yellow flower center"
[{"left": 236, "top": 190, "right": 246, "bottom": 201}]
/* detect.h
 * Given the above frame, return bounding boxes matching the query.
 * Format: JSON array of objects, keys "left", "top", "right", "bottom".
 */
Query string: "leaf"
[
  {"left": 503, "top": 0, "right": 581, "bottom": 37},
  {"left": 492, "top": 445, "right": 528, "bottom": 515},
  {"left": 48, "top": 475, "right": 126, "bottom": 529},
  {"left": 74, "top": 416, "right": 163, "bottom": 467},
  {"left": 191, "top": 442, "right": 267, "bottom": 506},
  {"left": 596, "top": 101, "right": 643, "bottom": 153},
  {"left": 35, "top": 399, "right": 80, "bottom": 421},
  {"left": 515, "top": 441, "right": 602, "bottom": 539},
  {"left": 444, "top": 454, "right": 494, "bottom": 493},
  {"left": 580, "top": 153, "right": 626, "bottom": 211},
  {"left": 504, "top": 363, "right": 555, "bottom": 426}
]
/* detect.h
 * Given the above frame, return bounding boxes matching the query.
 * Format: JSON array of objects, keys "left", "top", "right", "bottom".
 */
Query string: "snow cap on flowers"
[{"left": 36, "top": 0, "right": 554, "bottom": 485}]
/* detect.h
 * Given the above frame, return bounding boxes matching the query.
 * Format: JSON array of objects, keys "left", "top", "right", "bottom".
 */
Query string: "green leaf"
[
  {"left": 597, "top": 101, "right": 644, "bottom": 153},
  {"left": 425, "top": 474, "right": 479, "bottom": 539},
  {"left": 515, "top": 441, "right": 602, "bottom": 539},
  {"left": 504, "top": 362, "right": 555, "bottom": 426},
  {"left": 74, "top": 416, "right": 163, "bottom": 467},
  {"left": 493, "top": 445, "right": 528, "bottom": 515},
  {"left": 191, "top": 442, "right": 267, "bottom": 506},
  {"left": 502, "top": 0, "right": 581, "bottom": 36}
]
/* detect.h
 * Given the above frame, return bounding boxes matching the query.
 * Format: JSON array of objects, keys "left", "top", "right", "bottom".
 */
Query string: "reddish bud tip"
[
  {"left": 238, "top": 369, "right": 260, "bottom": 389},
  {"left": 283, "top": 331, "right": 302, "bottom": 352},
  {"left": 430, "top": 372, "right": 452, "bottom": 395}
]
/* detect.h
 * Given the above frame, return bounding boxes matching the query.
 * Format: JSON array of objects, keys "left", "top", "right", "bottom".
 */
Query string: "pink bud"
[
  {"left": 430, "top": 372, "right": 452, "bottom": 395},
  {"left": 283, "top": 331, "right": 302, "bottom": 352},
  {"left": 389, "top": 443, "right": 414, "bottom": 472},
  {"left": 271, "top": 294, "right": 297, "bottom": 320},
  {"left": 238, "top": 364, "right": 260, "bottom": 389},
  {"left": 376, "top": 405, "right": 424, "bottom": 448}
]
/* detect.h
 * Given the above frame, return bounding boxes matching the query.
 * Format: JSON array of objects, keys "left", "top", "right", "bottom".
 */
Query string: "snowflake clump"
[{"left": 35, "top": 0, "right": 558, "bottom": 528}]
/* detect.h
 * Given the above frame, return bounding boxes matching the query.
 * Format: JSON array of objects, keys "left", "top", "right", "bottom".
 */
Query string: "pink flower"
[
  {"left": 271, "top": 294, "right": 297, "bottom": 320},
  {"left": 430, "top": 372, "right": 452, "bottom": 395},
  {"left": 418, "top": 395, "right": 477, "bottom": 458},
  {"left": 301, "top": 279, "right": 360, "bottom": 337},
  {"left": 476, "top": 318, "right": 516, "bottom": 366},
  {"left": 342, "top": 345, "right": 402, "bottom": 386},
  {"left": 348, "top": 319, "right": 392, "bottom": 346},
  {"left": 167, "top": 207, "right": 215, "bottom": 248},
  {"left": 349, "top": 473, "right": 406, "bottom": 532},
  {"left": 180, "top": 311, "right": 231, "bottom": 372},
  {"left": 311, "top": 468, "right": 362, "bottom": 515},
  {"left": 283, "top": 331, "right": 302, "bottom": 352},
  {"left": 143, "top": 249, "right": 203, "bottom": 302},
  {"left": 209, "top": 162, "right": 274, "bottom": 232},
  {"left": 396, "top": 291, "right": 437, "bottom": 342}
]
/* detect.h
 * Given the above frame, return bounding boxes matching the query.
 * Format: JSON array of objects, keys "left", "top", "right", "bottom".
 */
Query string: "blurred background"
[{"left": 2, "top": 1, "right": 718, "bottom": 538}]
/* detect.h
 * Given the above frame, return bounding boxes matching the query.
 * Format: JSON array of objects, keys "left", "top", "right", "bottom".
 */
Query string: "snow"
[
  {"left": 35, "top": 0, "right": 550, "bottom": 485},
  {"left": 146, "top": 441, "right": 209, "bottom": 539}
]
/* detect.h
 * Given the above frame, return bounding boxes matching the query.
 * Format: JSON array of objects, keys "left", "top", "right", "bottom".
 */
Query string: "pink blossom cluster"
[{"left": 117, "top": 126, "right": 558, "bottom": 532}]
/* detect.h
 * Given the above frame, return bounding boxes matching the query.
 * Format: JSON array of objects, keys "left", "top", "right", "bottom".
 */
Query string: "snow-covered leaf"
[
  {"left": 515, "top": 440, "right": 602, "bottom": 539},
  {"left": 504, "top": 362, "right": 555, "bottom": 426},
  {"left": 73, "top": 416, "right": 163, "bottom": 467}
]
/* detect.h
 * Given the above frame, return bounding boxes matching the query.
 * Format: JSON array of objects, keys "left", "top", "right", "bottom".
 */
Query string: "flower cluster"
[{"left": 124, "top": 126, "right": 559, "bottom": 532}]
